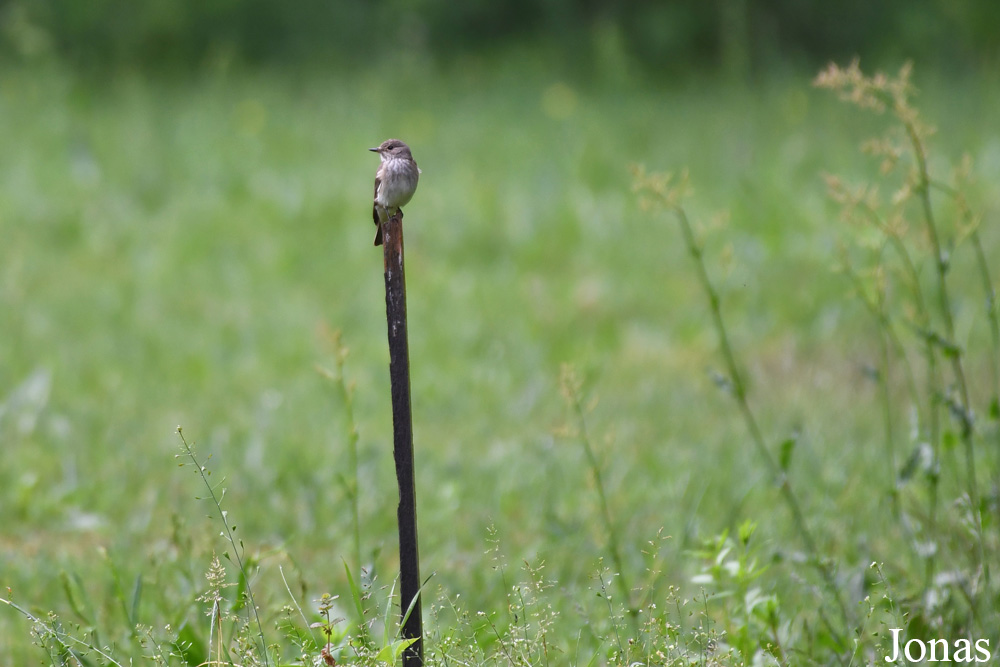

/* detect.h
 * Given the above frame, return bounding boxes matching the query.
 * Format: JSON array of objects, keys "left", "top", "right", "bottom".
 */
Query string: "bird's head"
[{"left": 369, "top": 139, "right": 412, "bottom": 161}]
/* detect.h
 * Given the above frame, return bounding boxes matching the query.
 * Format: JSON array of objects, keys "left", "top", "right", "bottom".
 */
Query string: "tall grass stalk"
[
  {"left": 0, "top": 597, "right": 126, "bottom": 667},
  {"left": 559, "top": 366, "right": 639, "bottom": 632},
  {"left": 815, "top": 60, "right": 989, "bottom": 590},
  {"left": 901, "top": 105, "right": 983, "bottom": 570},
  {"left": 631, "top": 168, "right": 851, "bottom": 640},
  {"left": 841, "top": 256, "right": 901, "bottom": 516},
  {"left": 933, "top": 177, "right": 1000, "bottom": 536},
  {"left": 176, "top": 426, "right": 270, "bottom": 666},
  {"left": 320, "top": 328, "right": 364, "bottom": 578},
  {"left": 825, "top": 179, "right": 946, "bottom": 589},
  {"left": 968, "top": 226, "right": 1000, "bottom": 531},
  {"left": 968, "top": 229, "right": 1000, "bottom": 411}
]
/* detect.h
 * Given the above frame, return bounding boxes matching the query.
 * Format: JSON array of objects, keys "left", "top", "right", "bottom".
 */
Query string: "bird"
[{"left": 370, "top": 139, "right": 420, "bottom": 246}]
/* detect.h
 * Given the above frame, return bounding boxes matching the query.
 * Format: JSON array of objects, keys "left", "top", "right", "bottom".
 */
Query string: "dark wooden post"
[{"left": 380, "top": 210, "right": 423, "bottom": 666}]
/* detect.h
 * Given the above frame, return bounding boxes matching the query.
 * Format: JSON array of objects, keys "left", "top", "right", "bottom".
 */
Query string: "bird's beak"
[{"left": 369, "top": 147, "right": 380, "bottom": 152}]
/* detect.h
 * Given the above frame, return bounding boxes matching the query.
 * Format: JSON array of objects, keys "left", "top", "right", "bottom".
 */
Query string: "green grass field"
[{"left": 1, "top": 56, "right": 999, "bottom": 664}]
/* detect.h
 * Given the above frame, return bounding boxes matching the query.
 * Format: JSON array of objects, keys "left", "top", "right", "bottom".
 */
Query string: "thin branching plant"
[
  {"left": 176, "top": 426, "right": 272, "bottom": 666},
  {"left": 631, "top": 166, "right": 852, "bottom": 651},
  {"left": 816, "top": 60, "right": 998, "bottom": 637},
  {"left": 558, "top": 364, "right": 640, "bottom": 633}
]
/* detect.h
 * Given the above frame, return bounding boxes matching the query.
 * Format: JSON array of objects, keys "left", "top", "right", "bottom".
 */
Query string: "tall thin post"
[{"left": 380, "top": 210, "right": 423, "bottom": 666}]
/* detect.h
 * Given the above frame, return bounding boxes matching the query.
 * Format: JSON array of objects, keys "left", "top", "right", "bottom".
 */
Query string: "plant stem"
[
  {"left": 969, "top": 227, "right": 1000, "bottom": 534},
  {"left": 566, "top": 386, "right": 638, "bottom": 633},
  {"left": 177, "top": 427, "right": 270, "bottom": 667},
  {"left": 842, "top": 254, "right": 900, "bottom": 517},
  {"left": 672, "top": 206, "right": 851, "bottom": 636},
  {"left": 902, "top": 118, "right": 984, "bottom": 583},
  {"left": 332, "top": 339, "right": 364, "bottom": 579},
  {"left": 970, "top": 228, "right": 1000, "bottom": 414},
  {"left": 0, "top": 597, "right": 126, "bottom": 667},
  {"left": 855, "top": 204, "right": 943, "bottom": 537}
]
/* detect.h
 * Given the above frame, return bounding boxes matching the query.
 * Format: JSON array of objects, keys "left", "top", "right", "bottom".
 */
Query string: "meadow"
[{"left": 1, "top": 54, "right": 999, "bottom": 664}]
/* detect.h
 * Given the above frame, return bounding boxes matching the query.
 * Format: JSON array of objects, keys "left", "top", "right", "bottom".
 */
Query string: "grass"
[{"left": 1, "top": 53, "right": 999, "bottom": 664}]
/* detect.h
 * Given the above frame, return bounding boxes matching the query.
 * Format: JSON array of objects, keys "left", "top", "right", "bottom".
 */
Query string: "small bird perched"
[{"left": 370, "top": 139, "right": 420, "bottom": 246}]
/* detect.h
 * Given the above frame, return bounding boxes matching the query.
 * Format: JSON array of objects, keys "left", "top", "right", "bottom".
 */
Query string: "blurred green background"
[
  {"left": 1, "top": 1, "right": 999, "bottom": 663},
  {"left": 2, "top": 0, "right": 999, "bottom": 74}
]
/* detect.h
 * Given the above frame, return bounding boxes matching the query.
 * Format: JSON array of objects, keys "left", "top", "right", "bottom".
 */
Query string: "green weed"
[{"left": 1, "top": 58, "right": 998, "bottom": 664}]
